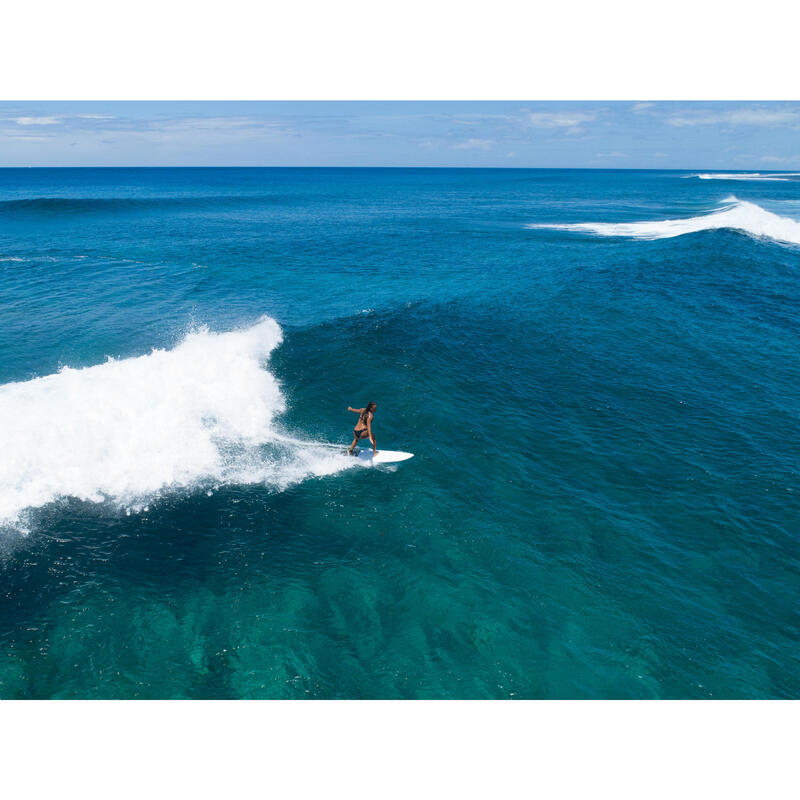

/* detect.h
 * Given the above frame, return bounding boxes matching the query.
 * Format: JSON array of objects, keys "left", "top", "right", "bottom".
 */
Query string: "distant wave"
[
  {"left": 527, "top": 197, "right": 800, "bottom": 247},
  {"left": 0, "top": 194, "right": 304, "bottom": 216},
  {"left": 686, "top": 173, "right": 800, "bottom": 182},
  {"left": 0, "top": 317, "right": 357, "bottom": 531}
]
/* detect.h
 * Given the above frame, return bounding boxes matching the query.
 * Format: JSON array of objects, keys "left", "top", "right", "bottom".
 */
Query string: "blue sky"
[{"left": 1, "top": 101, "right": 799, "bottom": 168}]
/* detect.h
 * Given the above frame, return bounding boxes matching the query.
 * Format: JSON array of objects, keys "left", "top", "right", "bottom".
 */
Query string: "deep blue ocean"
[{"left": 0, "top": 168, "right": 798, "bottom": 699}]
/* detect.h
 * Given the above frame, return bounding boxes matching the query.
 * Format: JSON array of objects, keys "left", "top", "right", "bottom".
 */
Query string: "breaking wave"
[
  {"left": 527, "top": 197, "right": 800, "bottom": 247},
  {"left": 0, "top": 317, "right": 355, "bottom": 531},
  {"left": 688, "top": 173, "right": 800, "bottom": 182}
]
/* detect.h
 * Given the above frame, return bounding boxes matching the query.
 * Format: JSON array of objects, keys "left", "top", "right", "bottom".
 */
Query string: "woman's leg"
[{"left": 348, "top": 434, "right": 359, "bottom": 454}]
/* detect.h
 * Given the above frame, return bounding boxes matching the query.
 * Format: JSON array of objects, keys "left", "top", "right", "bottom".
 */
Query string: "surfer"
[{"left": 347, "top": 402, "right": 377, "bottom": 456}]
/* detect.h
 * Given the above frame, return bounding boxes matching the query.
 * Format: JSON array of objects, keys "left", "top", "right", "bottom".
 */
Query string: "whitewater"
[
  {"left": 0, "top": 316, "right": 353, "bottom": 530},
  {"left": 527, "top": 197, "right": 800, "bottom": 247},
  {"left": 689, "top": 173, "right": 800, "bottom": 182}
]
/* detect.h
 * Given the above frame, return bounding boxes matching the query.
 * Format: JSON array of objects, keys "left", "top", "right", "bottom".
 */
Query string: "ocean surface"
[{"left": 1, "top": 168, "right": 798, "bottom": 699}]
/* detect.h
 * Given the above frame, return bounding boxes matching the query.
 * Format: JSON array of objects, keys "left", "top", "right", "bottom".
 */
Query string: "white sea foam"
[
  {"left": 0, "top": 317, "right": 356, "bottom": 530},
  {"left": 527, "top": 197, "right": 800, "bottom": 247},
  {"left": 688, "top": 173, "right": 800, "bottom": 181}
]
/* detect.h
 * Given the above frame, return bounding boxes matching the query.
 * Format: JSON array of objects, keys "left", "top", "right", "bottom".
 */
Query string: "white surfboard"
[{"left": 354, "top": 448, "right": 414, "bottom": 465}]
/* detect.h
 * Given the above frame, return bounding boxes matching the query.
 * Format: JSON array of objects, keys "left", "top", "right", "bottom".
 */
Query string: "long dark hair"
[{"left": 360, "top": 401, "right": 377, "bottom": 424}]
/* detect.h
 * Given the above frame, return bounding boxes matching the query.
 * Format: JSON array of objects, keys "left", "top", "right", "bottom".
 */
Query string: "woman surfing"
[{"left": 347, "top": 402, "right": 377, "bottom": 456}]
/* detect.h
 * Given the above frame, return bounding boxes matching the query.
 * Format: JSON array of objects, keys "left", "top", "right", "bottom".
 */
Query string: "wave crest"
[
  {"left": 0, "top": 317, "right": 352, "bottom": 530},
  {"left": 0, "top": 195, "right": 301, "bottom": 216},
  {"left": 688, "top": 173, "right": 800, "bottom": 182},
  {"left": 527, "top": 197, "right": 800, "bottom": 246}
]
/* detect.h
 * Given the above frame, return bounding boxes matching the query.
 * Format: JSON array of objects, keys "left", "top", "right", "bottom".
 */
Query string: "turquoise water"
[{"left": 1, "top": 168, "right": 798, "bottom": 698}]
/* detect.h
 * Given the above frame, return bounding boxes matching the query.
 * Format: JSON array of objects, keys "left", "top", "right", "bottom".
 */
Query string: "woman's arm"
[
  {"left": 347, "top": 406, "right": 364, "bottom": 414},
  {"left": 366, "top": 414, "right": 376, "bottom": 453}
]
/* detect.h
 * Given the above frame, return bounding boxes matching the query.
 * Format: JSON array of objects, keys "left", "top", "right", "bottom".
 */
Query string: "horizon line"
[{"left": 1, "top": 166, "right": 797, "bottom": 171}]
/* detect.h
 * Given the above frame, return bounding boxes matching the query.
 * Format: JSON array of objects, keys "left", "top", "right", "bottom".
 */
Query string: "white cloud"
[
  {"left": 147, "top": 116, "right": 286, "bottom": 132},
  {"left": 525, "top": 111, "right": 596, "bottom": 128},
  {"left": 729, "top": 109, "right": 800, "bottom": 125},
  {"left": 632, "top": 102, "right": 654, "bottom": 112},
  {"left": 453, "top": 138, "right": 493, "bottom": 150},
  {"left": 668, "top": 108, "right": 800, "bottom": 127},
  {"left": 759, "top": 154, "right": 799, "bottom": 164},
  {"left": 0, "top": 133, "right": 56, "bottom": 142},
  {"left": 13, "top": 116, "right": 61, "bottom": 126}
]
